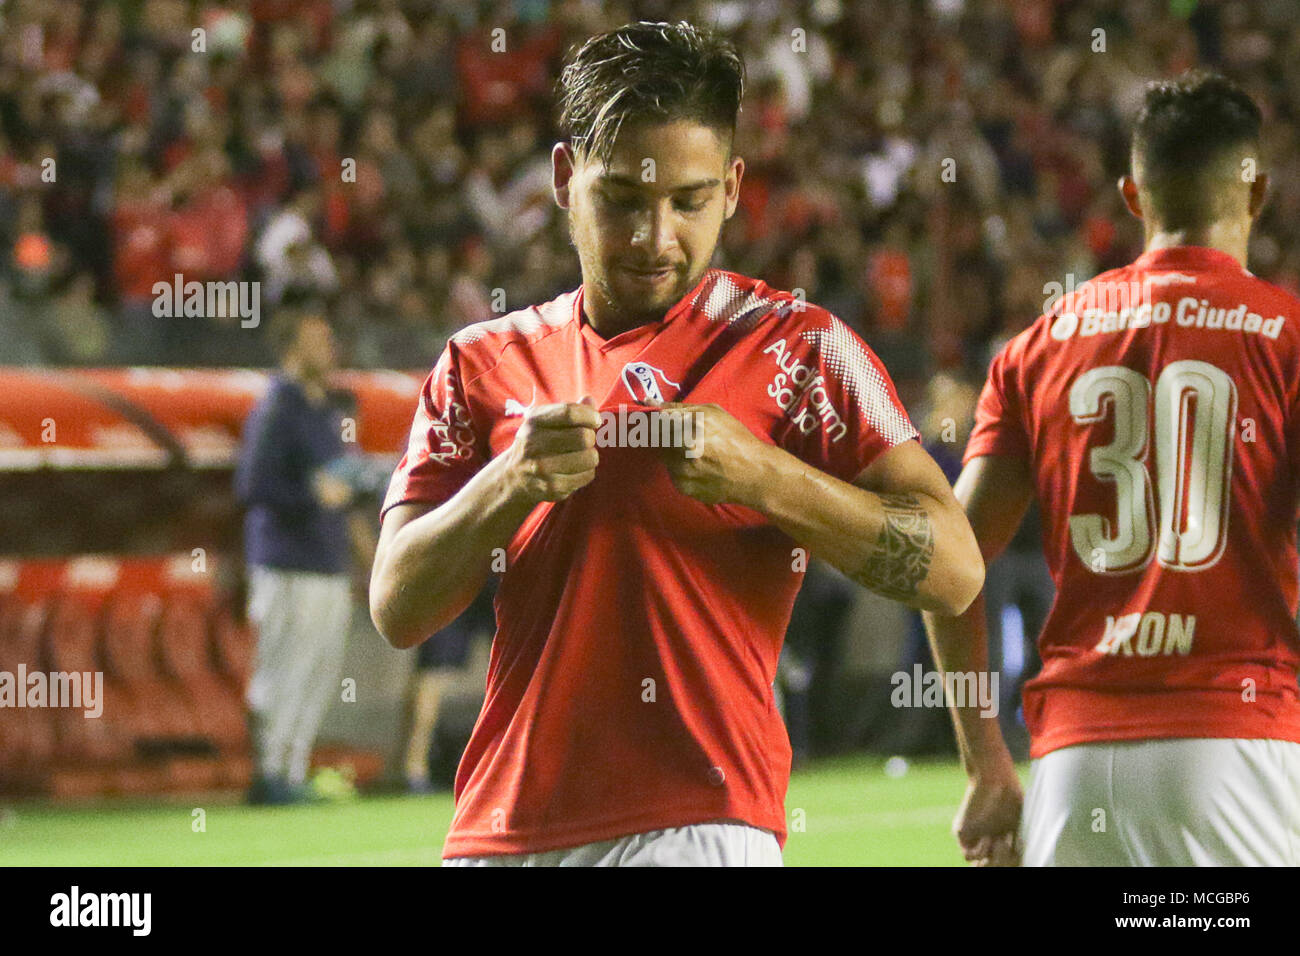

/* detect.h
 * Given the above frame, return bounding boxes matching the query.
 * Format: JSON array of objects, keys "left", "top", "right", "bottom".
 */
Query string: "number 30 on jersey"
[{"left": 1069, "top": 360, "right": 1236, "bottom": 574}]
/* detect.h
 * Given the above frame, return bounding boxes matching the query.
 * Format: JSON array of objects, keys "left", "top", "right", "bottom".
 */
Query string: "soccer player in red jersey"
[
  {"left": 369, "top": 22, "right": 984, "bottom": 866},
  {"left": 925, "top": 73, "right": 1300, "bottom": 866}
]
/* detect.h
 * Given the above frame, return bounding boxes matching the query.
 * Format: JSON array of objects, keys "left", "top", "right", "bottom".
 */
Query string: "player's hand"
[
  {"left": 656, "top": 403, "right": 769, "bottom": 507},
  {"left": 505, "top": 398, "right": 601, "bottom": 504},
  {"left": 953, "top": 761, "right": 1024, "bottom": 867}
]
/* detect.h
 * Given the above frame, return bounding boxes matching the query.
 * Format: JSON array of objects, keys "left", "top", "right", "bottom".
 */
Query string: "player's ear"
[
  {"left": 723, "top": 154, "right": 744, "bottom": 219},
  {"left": 553, "top": 142, "right": 577, "bottom": 209},
  {"left": 1248, "top": 171, "right": 1269, "bottom": 219},
  {"left": 1119, "top": 175, "right": 1143, "bottom": 220}
]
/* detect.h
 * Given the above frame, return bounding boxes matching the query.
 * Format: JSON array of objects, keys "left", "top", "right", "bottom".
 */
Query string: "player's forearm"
[
  {"left": 370, "top": 455, "right": 532, "bottom": 648},
  {"left": 745, "top": 445, "right": 983, "bottom": 615},
  {"left": 922, "top": 596, "right": 1017, "bottom": 778}
]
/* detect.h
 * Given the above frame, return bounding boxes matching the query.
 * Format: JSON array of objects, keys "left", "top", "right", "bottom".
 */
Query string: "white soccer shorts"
[
  {"left": 442, "top": 821, "right": 783, "bottom": 867},
  {"left": 1021, "top": 737, "right": 1300, "bottom": 866}
]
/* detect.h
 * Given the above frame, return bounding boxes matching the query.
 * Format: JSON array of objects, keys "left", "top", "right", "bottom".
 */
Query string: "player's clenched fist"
[
  {"left": 657, "top": 403, "right": 768, "bottom": 507},
  {"left": 504, "top": 398, "right": 601, "bottom": 503},
  {"left": 953, "top": 767, "right": 1023, "bottom": 867}
]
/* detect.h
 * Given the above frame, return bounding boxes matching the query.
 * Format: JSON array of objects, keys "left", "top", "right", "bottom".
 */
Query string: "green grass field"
[{"left": 0, "top": 756, "right": 1025, "bottom": 866}]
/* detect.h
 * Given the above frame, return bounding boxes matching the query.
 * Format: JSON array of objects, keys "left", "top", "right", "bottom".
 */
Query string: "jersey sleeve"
[
  {"left": 380, "top": 344, "right": 485, "bottom": 519},
  {"left": 771, "top": 314, "right": 920, "bottom": 482},
  {"left": 964, "top": 340, "right": 1030, "bottom": 463}
]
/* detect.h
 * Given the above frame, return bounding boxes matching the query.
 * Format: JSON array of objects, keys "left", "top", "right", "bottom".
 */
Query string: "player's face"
[{"left": 555, "top": 120, "right": 743, "bottom": 328}]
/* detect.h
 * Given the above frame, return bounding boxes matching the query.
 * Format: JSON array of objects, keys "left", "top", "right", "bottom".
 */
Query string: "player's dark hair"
[
  {"left": 557, "top": 21, "right": 745, "bottom": 167},
  {"left": 1130, "top": 71, "right": 1262, "bottom": 228}
]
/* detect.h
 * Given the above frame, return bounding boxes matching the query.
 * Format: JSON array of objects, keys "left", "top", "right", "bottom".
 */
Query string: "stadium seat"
[
  {"left": 156, "top": 596, "right": 212, "bottom": 684},
  {"left": 8, "top": 591, "right": 263, "bottom": 798},
  {"left": 219, "top": 753, "right": 255, "bottom": 790},
  {"left": 44, "top": 597, "right": 123, "bottom": 764},
  {"left": 157, "top": 596, "right": 247, "bottom": 751},
  {"left": 0, "top": 597, "right": 58, "bottom": 789},
  {"left": 0, "top": 594, "right": 49, "bottom": 672},
  {"left": 100, "top": 592, "right": 201, "bottom": 742},
  {"left": 211, "top": 606, "right": 254, "bottom": 694},
  {"left": 100, "top": 592, "right": 164, "bottom": 686},
  {"left": 0, "top": 706, "right": 57, "bottom": 789},
  {"left": 161, "top": 755, "right": 224, "bottom": 792},
  {"left": 0, "top": 593, "right": 19, "bottom": 659},
  {"left": 44, "top": 596, "right": 99, "bottom": 673}
]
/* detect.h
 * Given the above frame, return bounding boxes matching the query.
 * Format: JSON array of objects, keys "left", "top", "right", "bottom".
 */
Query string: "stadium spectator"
[
  {"left": 46, "top": 269, "right": 111, "bottom": 364},
  {"left": 234, "top": 306, "right": 356, "bottom": 804},
  {"left": 462, "top": 121, "right": 554, "bottom": 250},
  {"left": 254, "top": 182, "right": 338, "bottom": 306}
]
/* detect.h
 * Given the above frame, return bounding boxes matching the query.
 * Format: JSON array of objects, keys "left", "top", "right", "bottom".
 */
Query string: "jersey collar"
[{"left": 1132, "top": 245, "right": 1247, "bottom": 274}]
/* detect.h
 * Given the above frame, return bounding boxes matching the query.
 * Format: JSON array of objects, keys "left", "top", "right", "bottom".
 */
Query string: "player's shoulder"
[
  {"left": 704, "top": 269, "right": 872, "bottom": 352},
  {"left": 1234, "top": 267, "right": 1300, "bottom": 329},
  {"left": 1158, "top": 249, "right": 1300, "bottom": 335},
  {"left": 445, "top": 288, "right": 580, "bottom": 368}
]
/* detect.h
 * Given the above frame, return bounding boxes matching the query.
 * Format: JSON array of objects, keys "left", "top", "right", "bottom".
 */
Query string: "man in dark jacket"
[{"left": 235, "top": 306, "right": 355, "bottom": 804}]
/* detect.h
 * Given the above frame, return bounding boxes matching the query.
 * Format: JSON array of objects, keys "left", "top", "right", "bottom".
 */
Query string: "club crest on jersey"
[{"left": 621, "top": 362, "right": 680, "bottom": 404}]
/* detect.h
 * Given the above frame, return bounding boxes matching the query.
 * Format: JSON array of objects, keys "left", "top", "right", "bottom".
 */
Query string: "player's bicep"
[
  {"left": 372, "top": 497, "right": 489, "bottom": 596},
  {"left": 951, "top": 454, "right": 1035, "bottom": 563},
  {"left": 376, "top": 500, "right": 438, "bottom": 558}
]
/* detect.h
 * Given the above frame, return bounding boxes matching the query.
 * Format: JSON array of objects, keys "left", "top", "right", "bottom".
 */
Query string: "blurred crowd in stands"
[{"left": 6, "top": 0, "right": 1300, "bottom": 423}]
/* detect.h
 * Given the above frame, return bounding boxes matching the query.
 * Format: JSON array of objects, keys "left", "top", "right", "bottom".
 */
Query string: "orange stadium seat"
[
  {"left": 44, "top": 597, "right": 123, "bottom": 765},
  {"left": 100, "top": 592, "right": 200, "bottom": 742},
  {"left": 0, "top": 593, "right": 49, "bottom": 671},
  {"left": 0, "top": 597, "right": 53, "bottom": 789},
  {"left": 0, "top": 596, "right": 58, "bottom": 790},
  {"left": 205, "top": 605, "right": 256, "bottom": 788},
  {"left": 157, "top": 596, "right": 247, "bottom": 751},
  {"left": 211, "top": 606, "right": 254, "bottom": 695},
  {"left": 4, "top": 584, "right": 323, "bottom": 797}
]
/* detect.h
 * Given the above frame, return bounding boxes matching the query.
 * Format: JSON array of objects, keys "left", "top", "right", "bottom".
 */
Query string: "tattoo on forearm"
[{"left": 855, "top": 493, "right": 934, "bottom": 601}]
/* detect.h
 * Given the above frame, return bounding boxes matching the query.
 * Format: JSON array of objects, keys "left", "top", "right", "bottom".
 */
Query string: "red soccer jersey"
[
  {"left": 382, "top": 269, "right": 918, "bottom": 857},
  {"left": 966, "top": 246, "right": 1300, "bottom": 758}
]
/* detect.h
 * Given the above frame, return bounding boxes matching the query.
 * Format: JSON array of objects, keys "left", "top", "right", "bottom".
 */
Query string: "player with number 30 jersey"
[
  {"left": 926, "top": 72, "right": 1300, "bottom": 867},
  {"left": 969, "top": 244, "right": 1300, "bottom": 755}
]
